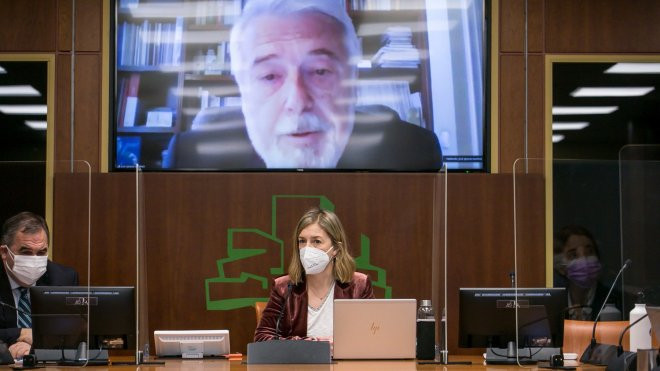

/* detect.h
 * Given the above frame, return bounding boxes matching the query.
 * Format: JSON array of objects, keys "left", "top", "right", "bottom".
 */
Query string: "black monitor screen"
[
  {"left": 459, "top": 288, "right": 567, "bottom": 349},
  {"left": 112, "top": 0, "right": 488, "bottom": 171},
  {"left": 30, "top": 286, "right": 136, "bottom": 354}
]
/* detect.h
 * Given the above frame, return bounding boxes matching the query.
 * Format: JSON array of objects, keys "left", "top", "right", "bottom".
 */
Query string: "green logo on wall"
[{"left": 205, "top": 195, "right": 392, "bottom": 310}]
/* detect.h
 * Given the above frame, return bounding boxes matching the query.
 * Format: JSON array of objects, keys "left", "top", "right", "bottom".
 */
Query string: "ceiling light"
[
  {"left": 570, "top": 87, "right": 654, "bottom": 97},
  {"left": 24, "top": 120, "right": 47, "bottom": 130},
  {"left": 0, "top": 66, "right": 6, "bottom": 74},
  {"left": 552, "top": 106, "right": 618, "bottom": 115},
  {"left": 552, "top": 134, "right": 565, "bottom": 143},
  {"left": 552, "top": 122, "right": 590, "bottom": 130},
  {"left": 605, "top": 63, "right": 660, "bottom": 74},
  {"left": 0, "top": 105, "right": 47, "bottom": 115},
  {"left": 0, "top": 85, "right": 41, "bottom": 96}
]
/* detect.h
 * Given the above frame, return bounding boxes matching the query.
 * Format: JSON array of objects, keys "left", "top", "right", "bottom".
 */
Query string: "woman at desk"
[
  {"left": 553, "top": 225, "right": 620, "bottom": 320},
  {"left": 254, "top": 208, "right": 374, "bottom": 342}
]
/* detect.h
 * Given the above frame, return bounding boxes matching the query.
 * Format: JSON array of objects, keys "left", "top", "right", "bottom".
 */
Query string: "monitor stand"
[
  {"left": 34, "top": 342, "right": 109, "bottom": 366},
  {"left": 485, "top": 342, "right": 560, "bottom": 365}
]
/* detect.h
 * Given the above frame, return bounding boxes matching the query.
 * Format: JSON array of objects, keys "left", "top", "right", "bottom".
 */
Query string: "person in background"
[
  {"left": 553, "top": 225, "right": 619, "bottom": 320},
  {"left": 0, "top": 212, "right": 79, "bottom": 358},
  {"left": 254, "top": 207, "right": 374, "bottom": 345}
]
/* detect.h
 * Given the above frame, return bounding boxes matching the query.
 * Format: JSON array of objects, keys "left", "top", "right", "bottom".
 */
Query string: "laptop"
[{"left": 333, "top": 299, "right": 417, "bottom": 359}]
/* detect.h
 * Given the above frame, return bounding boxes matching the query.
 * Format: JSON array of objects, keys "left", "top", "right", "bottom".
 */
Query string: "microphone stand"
[
  {"left": 604, "top": 314, "right": 648, "bottom": 371},
  {"left": 580, "top": 259, "right": 631, "bottom": 366},
  {"left": 274, "top": 282, "right": 293, "bottom": 340}
]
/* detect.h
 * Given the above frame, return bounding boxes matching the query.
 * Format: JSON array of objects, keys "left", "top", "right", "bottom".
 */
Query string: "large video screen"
[{"left": 112, "top": 0, "right": 488, "bottom": 171}]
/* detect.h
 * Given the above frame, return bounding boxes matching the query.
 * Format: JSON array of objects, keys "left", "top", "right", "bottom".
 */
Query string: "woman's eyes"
[{"left": 298, "top": 239, "right": 323, "bottom": 245}]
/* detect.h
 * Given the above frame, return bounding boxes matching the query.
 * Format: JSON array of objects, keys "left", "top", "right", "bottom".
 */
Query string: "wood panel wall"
[
  {"left": 53, "top": 172, "right": 545, "bottom": 354},
  {"left": 497, "top": 0, "right": 660, "bottom": 172},
  {"left": 2, "top": 0, "right": 659, "bottom": 356}
]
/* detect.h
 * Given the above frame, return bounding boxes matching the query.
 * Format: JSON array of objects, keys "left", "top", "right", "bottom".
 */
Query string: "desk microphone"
[
  {"left": 580, "top": 258, "right": 631, "bottom": 365},
  {"left": 274, "top": 282, "right": 293, "bottom": 340},
  {"left": 603, "top": 314, "right": 648, "bottom": 371},
  {"left": 617, "top": 313, "right": 648, "bottom": 356}
]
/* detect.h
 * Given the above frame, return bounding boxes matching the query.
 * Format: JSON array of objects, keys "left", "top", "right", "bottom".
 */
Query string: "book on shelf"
[
  {"left": 191, "top": 41, "right": 231, "bottom": 75},
  {"left": 117, "top": 16, "right": 183, "bottom": 68},
  {"left": 145, "top": 108, "right": 174, "bottom": 127},
  {"left": 123, "top": 97, "right": 139, "bottom": 127},
  {"left": 120, "top": 73, "right": 141, "bottom": 127},
  {"left": 371, "top": 26, "right": 420, "bottom": 68},
  {"left": 172, "top": 16, "right": 183, "bottom": 66},
  {"left": 194, "top": 0, "right": 244, "bottom": 26},
  {"left": 222, "top": 0, "right": 243, "bottom": 25}
]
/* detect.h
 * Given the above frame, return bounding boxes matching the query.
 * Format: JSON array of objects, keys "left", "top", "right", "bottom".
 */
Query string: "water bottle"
[
  {"left": 416, "top": 299, "right": 435, "bottom": 360},
  {"left": 630, "top": 292, "right": 652, "bottom": 352},
  {"left": 143, "top": 342, "right": 150, "bottom": 361}
]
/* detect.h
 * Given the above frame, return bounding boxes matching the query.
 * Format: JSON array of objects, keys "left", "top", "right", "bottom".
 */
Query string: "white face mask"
[
  {"left": 3, "top": 247, "right": 48, "bottom": 286},
  {"left": 300, "top": 246, "right": 334, "bottom": 275}
]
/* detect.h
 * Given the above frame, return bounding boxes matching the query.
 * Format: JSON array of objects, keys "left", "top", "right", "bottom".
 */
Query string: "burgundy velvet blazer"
[{"left": 254, "top": 272, "right": 374, "bottom": 341}]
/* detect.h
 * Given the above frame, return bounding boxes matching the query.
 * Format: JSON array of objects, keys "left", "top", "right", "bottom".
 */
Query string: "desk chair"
[
  {"left": 563, "top": 320, "right": 630, "bottom": 358},
  {"left": 255, "top": 301, "right": 267, "bottom": 325}
]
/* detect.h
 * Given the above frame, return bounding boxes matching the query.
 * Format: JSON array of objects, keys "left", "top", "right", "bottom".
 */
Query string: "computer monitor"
[
  {"left": 153, "top": 330, "right": 230, "bottom": 358},
  {"left": 30, "top": 286, "right": 136, "bottom": 365},
  {"left": 459, "top": 288, "right": 567, "bottom": 363}
]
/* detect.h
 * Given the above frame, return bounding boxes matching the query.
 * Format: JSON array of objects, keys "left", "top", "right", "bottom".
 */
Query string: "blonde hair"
[{"left": 288, "top": 207, "right": 356, "bottom": 284}]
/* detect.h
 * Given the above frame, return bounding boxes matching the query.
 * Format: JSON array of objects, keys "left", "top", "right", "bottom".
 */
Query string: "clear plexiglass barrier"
[
  {"left": 431, "top": 166, "right": 448, "bottom": 362},
  {"left": 510, "top": 155, "right": 660, "bottom": 365},
  {"left": 0, "top": 161, "right": 95, "bottom": 365},
  {"left": 134, "top": 164, "right": 149, "bottom": 364}
]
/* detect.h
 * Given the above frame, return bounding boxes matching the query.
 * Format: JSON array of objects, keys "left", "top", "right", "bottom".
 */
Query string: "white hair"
[{"left": 229, "top": 0, "right": 361, "bottom": 77}]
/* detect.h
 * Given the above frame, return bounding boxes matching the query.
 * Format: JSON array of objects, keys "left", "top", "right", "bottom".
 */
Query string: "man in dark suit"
[
  {"left": 181, "top": 0, "right": 441, "bottom": 171},
  {"left": 163, "top": 0, "right": 443, "bottom": 171},
  {"left": 0, "top": 212, "right": 78, "bottom": 358},
  {"left": 165, "top": 105, "right": 443, "bottom": 171}
]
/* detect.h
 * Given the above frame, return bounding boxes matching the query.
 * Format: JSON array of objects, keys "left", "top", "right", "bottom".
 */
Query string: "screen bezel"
[{"left": 30, "top": 286, "right": 136, "bottom": 353}]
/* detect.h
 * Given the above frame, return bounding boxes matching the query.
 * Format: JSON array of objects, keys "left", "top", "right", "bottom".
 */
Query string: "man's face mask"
[
  {"left": 299, "top": 246, "right": 334, "bottom": 275},
  {"left": 566, "top": 255, "right": 601, "bottom": 289},
  {"left": 3, "top": 246, "right": 48, "bottom": 286}
]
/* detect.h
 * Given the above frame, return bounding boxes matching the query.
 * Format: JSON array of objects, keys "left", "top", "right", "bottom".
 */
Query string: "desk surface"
[{"left": 20, "top": 356, "right": 606, "bottom": 370}]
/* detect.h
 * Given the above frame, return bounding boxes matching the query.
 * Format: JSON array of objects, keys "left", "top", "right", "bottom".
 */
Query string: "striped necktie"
[{"left": 17, "top": 287, "right": 31, "bottom": 328}]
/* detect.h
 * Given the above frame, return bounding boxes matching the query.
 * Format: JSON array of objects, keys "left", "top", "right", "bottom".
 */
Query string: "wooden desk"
[{"left": 19, "top": 356, "right": 606, "bottom": 370}]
